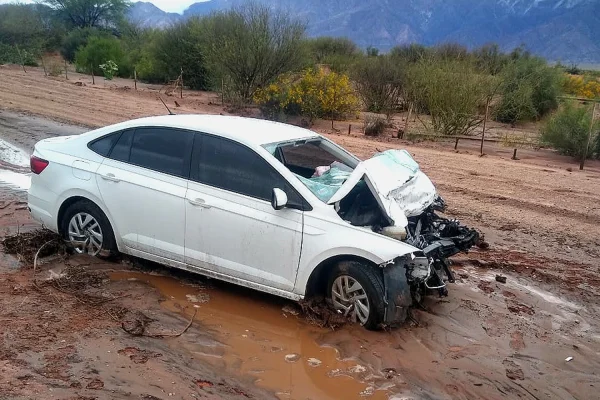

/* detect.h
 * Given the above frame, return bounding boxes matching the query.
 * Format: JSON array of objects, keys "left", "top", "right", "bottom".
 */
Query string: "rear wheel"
[
  {"left": 61, "top": 200, "right": 117, "bottom": 257},
  {"left": 327, "top": 261, "right": 385, "bottom": 330}
]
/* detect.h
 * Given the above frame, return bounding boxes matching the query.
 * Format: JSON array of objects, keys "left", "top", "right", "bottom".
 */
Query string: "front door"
[{"left": 184, "top": 133, "right": 305, "bottom": 292}]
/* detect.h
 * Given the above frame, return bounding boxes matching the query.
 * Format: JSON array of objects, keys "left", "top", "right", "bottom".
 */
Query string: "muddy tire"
[
  {"left": 60, "top": 199, "right": 117, "bottom": 258},
  {"left": 327, "top": 261, "right": 385, "bottom": 330}
]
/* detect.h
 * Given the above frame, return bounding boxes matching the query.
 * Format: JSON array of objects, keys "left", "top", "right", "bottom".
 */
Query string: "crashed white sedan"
[{"left": 28, "top": 115, "right": 478, "bottom": 329}]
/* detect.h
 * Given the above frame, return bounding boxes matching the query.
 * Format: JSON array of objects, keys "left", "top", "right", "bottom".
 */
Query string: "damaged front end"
[{"left": 382, "top": 253, "right": 449, "bottom": 326}]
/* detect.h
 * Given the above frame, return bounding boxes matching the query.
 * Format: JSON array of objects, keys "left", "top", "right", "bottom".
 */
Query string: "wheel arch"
[
  {"left": 55, "top": 191, "right": 121, "bottom": 249},
  {"left": 304, "top": 254, "right": 380, "bottom": 298}
]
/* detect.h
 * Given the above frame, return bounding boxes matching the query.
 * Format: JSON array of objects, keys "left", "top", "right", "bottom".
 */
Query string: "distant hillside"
[{"left": 127, "top": 0, "right": 600, "bottom": 64}]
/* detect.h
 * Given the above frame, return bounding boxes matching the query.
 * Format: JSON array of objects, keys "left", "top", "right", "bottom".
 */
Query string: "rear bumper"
[{"left": 27, "top": 175, "right": 59, "bottom": 232}]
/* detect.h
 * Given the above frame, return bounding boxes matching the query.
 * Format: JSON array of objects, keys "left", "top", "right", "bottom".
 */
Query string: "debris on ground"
[
  {"left": 284, "top": 353, "right": 301, "bottom": 363},
  {"left": 503, "top": 360, "right": 525, "bottom": 381},
  {"left": 121, "top": 308, "right": 197, "bottom": 338},
  {"left": 565, "top": 356, "right": 574, "bottom": 362},
  {"left": 496, "top": 275, "right": 507, "bottom": 284},
  {"left": 1, "top": 229, "right": 64, "bottom": 264},
  {"left": 298, "top": 297, "right": 349, "bottom": 329},
  {"left": 307, "top": 358, "right": 322, "bottom": 367}
]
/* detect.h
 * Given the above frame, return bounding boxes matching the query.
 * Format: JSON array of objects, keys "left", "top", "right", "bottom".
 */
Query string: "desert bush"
[
  {"left": 47, "top": 59, "right": 63, "bottom": 76},
  {"left": 202, "top": 3, "right": 306, "bottom": 102},
  {"left": 389, "top": 44, "right": 429, "bottom": 64},
  {"left": 352, "top": 56, "right": 406, "bottom": 117},
  {"left": 433, "top": 42, "right": 469, "bottom": 61},
  {"left": 304, "top": 36, "right": 359, "bottom": 72},
  {"left": 74, "top": 35, "right": 123, "bottom": 77},
  {"left": 495, "top": 56, "right": 561, "bottom": 123},
  {"left": 541, "top": 102, "right": 599, "bottom": 160},
  {"left": 363, "top": 115, "right": 386, "bottom": 136},
  {"left": 563, "top": 74, "right": 600, "bottom": 99},
  {"left": 406, "top": 58, "right": 495, "bottom": 136},
  {"left": 99, "top": 60, "right": 118, "bottom": 80},
  {"left": 472, "top": 43, "right": 507, "bottom": 75},
  {"left": 254, "top": 68, "right": 358, "bottom": 124}
]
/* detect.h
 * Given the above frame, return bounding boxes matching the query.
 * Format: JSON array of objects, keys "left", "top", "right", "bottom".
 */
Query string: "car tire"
[
  {"left": 61, "top": 199, "right": 118, "bottom": 258},
  {"left": 327, "top": 261, "right": 385, "bottom": 330}
]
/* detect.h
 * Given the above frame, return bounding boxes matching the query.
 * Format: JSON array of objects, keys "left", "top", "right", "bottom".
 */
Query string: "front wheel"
[
  {"left": 327, "top": 261, "right": 386, "bottom": 330},
  {"left": 61, "top": 200, "right": 117, "bottom": 257}
]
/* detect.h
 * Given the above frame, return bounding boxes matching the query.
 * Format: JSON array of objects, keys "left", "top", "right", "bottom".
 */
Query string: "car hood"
[{"left": 328, "top": 150, "right": 437, "bottom": 228}]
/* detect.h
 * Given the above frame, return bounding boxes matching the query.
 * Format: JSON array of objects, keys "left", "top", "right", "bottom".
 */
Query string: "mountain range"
[{"left": 127, "top": 0, "right": 600, "bottom": 65}]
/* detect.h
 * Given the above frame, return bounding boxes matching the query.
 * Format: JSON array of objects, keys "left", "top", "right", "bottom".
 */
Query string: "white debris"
[
  {"left": 285, "top": 353, "right": 301, "bottom": 363},
  {"left": 307, "top": 358, "right": 322, "bottom": 367},
  {"left": 565, "top": 356, "right": 574, "bottom": 362},
  {"left": 349, "top": 364, "right": 367, "bottom": 374}
]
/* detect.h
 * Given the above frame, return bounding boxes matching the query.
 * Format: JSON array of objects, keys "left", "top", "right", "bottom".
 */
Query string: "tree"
[
  {"left": 541, "top": 102, "right": 599, "bottom": 160},
  {"left": 390, "top": 43, "right": 429, "bottom": 63},
  {"left": 495, "top": 56, "right": 562, "bottom": 123},
  {"left": 74, "top": 35, "right": 123, "bottom": 76},
  {"left": 351, "top": 56, "right": 406, "bottom": 118},
  {"left": 304, "top": 36, "right": 360, "bottom": 72},
  {"left": 41, "top": 0, "right": 129, "bottom": 29},
  {"left": 407, "top": 58, "right": 495, "bottom": 136},
  {"left": 202, "top": 3, "right": 306, "bottom": 102},
  {"left": 472, "top": 43, "right": 507, "bottom": 75}
]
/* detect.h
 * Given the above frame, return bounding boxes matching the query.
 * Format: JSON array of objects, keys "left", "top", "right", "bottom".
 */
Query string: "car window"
[
  {"left": 109, "top": 129, "right": 134, "bottom": 163},
  {"left": 127, "top": 128, "right": 194, "bottom": 178},
  {"left": 192, "top": 134, "right": 306, "bottom": 208},
  {"left": 280, "top": 141, "right": 345, "bottom": 171},
  {"left": 88, "top": 131, "right": 121, "bottom": 156}
]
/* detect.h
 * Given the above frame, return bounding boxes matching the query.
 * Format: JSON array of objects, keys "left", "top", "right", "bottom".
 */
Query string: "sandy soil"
[{"left": 1, "top": 64, "right": 599, "bottom": 400}]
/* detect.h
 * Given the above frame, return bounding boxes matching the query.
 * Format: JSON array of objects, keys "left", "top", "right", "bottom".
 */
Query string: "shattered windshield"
[{"left": 263, "top": 138, "right": 358, "bottom": 202}]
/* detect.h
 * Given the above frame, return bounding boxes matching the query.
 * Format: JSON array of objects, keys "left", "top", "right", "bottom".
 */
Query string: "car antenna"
[{"left": 158, "top": 96, "right": 175, "bottom": 115}]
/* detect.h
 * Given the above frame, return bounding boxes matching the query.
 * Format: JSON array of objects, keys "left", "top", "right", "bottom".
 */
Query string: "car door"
[
  {"left": 95, "top": 127, "right": 194, "bottom": 263},
  {"left": 184, "top": 133, "right": 306, "bottom": 292}
]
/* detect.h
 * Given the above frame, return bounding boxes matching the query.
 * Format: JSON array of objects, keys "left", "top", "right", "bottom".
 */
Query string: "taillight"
[{"left": 30, "top": 155, "right": 49, "bottom": 174}]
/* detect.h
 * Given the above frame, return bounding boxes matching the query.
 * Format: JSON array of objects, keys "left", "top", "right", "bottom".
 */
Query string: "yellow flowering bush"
[
  {"left": 563, "top": 74, "right": 600, "bottom": 99},
  {"left": 254, "top": 67, "right": 358, "bottom": 124}
]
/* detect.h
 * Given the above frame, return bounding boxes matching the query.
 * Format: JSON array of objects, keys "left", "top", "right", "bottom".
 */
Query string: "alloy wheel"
[
  {"left": 68, "top": 212, "right": 103, "bottom": 256},
  {"left": 331, "top": 275, "right": 370, "bottom": 325}
]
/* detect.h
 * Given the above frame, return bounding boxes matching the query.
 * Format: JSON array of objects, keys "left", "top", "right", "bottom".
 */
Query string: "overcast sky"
[{"left": 0, "top": 0, "right": 203, "bottom": 13}]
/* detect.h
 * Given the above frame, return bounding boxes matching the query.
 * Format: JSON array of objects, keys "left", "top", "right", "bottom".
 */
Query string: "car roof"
[{"left": 111, "top": 114, "right": 320, "bottom": 147}]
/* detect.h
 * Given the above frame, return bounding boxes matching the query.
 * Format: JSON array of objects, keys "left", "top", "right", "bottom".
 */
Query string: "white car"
[{"left": 28, "top": 115, "right": 440, "bottom": 329}]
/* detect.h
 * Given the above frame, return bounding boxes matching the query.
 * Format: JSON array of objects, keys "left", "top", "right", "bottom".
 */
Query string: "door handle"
[
  {"left": 188, "top": 198, "right": 211, "bottom": 208},
  {"left": 100, "top": 173, "right": 120, "bottom": 182}
]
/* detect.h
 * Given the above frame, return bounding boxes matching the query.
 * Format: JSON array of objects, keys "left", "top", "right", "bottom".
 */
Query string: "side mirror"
[{"left": 271, "top": 188, "right": 288, "bottom": 210}]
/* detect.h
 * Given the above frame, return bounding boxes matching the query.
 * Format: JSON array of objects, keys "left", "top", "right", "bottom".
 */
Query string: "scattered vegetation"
[
  {"left": 541, "top": 102, "right": 599, "bottom": 160},
  {"left": 0, "top": 0, "right": 597, "bottom": 146}
]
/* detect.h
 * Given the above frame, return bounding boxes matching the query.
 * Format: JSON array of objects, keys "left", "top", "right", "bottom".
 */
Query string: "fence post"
[
  {"left": 134, "top": 69, "right": 137, "bottom": 90},
  {"left": 580, "top": 102, "right": 598, "bottom": 170},
  {"left": 348, "top": 124, "right": 351, "bottom": 135},
  {"left": 454, "top": 137, "right": 459, "bottom": 150},
  {"left": 90, "top": 64, "right": 95, "bottom": 85},
  {"left": 402, "top": 103, "right": 413, "bottom": 139},
  {"left": 41, "top": 56, "right": 47, "bottom": 77},
  {"left": 15, "top": 45, "right": 26, "bottom": 73},
  {"left": 480, "top": 97, "right": 490, "bottom": 156},
  {"left": 64, "top": 59, "right": 68, "bottom": 80}
]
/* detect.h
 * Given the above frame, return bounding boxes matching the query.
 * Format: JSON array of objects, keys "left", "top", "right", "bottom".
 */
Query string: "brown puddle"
[{"left": 111, "top": 271, "right": 389, "bottom": 399}]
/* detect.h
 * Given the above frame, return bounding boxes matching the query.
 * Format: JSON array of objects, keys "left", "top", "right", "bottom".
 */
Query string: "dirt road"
[{"left": 1, "top": 66, "right": 600, "bottom": 400}]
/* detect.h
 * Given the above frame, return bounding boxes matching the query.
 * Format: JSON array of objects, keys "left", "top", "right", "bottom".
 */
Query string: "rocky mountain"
[
  {"left": 127, "top": 2, "right": 182, "bottom": 28},
  {"left": 127, "top": 0, "right": 600, "bottom": 64}
]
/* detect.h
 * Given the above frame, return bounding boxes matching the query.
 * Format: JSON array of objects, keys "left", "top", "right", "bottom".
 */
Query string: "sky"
[{"left": 0, "top": 0, "right": 204, "bottom": 13}]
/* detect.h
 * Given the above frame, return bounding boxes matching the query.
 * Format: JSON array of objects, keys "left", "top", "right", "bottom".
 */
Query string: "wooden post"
[
  {"left": 41, "top": 56, "right": 47, "bottom": 77},
  {"left": 64, "top": 59, "right": 68, "bottom": 80},
  {"left": 480, "top": 97, "right": 490, "bottom": 156},
  {"left": 134, "top": 69, "right": 137, "bottom": 90},
  {"left": 15, "top": 45, "right": 26, "bottom": 73},
  {"left": 512, "top": 148, "right": 518, "bottom": 160},
  {"left": 90, "top": 64, "right": 95, "bottom": 85},
  {"left": 402, "top": 103, "right": 413, "bottom": 139},
  {"left": 454, "top": 137, "right": 459, "bottom": 150},
  {"left": 221, "top": 78, "right": 225, "bottom": 105},
  {"left": 348, "top": 124, "right": 351, "bottom": 135},
  {"left": 580, "top": 102, "right": 598, "bottom": 170},
  {"left": 180, "top": 67, "right": 183, "bottom": 99}
]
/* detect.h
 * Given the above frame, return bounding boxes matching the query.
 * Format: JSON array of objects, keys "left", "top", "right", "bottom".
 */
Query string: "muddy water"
[{"left": 111, "top": 271, "right": 389, "bottom": 400}]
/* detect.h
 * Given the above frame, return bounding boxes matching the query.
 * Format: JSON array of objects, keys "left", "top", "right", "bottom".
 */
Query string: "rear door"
[
  {"left": 95, "top": 127, "right": 194, "bottom": 263},
  {"left": 184, "top": 133, "right": 305, "bottom": 292}
]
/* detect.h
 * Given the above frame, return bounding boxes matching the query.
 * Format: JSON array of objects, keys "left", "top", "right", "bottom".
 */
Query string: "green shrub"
[
  {"left": 74, "top": 35, "right": 123, "bottom": 77},
  {"left": 351, "top": 56, "right": 406, "bottom": 117},
  {"left": 495, "top": 56, "right": 561, "bottom": 123},
  {"left": 406, "top": 58, "right": 495, "bottom": 136},
  {"left": 541, "top": 102, "right": 599, "bottom": 160},
  {"left": 60, "top": 27, "right": 102, "bottom": 63}
]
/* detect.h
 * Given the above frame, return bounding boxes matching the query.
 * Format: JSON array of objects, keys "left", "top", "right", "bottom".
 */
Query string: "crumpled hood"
[{"left": 328, "top": 150, "right": 437, "bottom": 227}]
